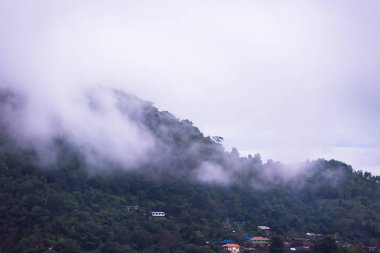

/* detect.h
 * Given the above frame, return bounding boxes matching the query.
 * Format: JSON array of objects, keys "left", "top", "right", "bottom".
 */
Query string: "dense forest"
[{"left": 0, "top": 91, "right": 379, "bottom": 253}]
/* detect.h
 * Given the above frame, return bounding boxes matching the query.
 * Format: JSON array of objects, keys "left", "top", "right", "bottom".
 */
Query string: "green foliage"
[
  {"left": 312, "top": 236, "right": 339, "bottom": 253},
  {"left": 269, "top": 236, "right": 284, "bottom": 253},
  {"left": 0, "top": 149, "right": 378, "bottom": 252},
  {"left": 0, "top": 97, "right": 379, "bottom": 252}
]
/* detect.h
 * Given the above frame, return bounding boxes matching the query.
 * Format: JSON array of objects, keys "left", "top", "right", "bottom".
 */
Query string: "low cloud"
[
  {"left": 0, "top": 87, "right": 156, "bottom": 169},
  {"left": 195, "top": 161, "right": 231, "bottom": 185},
  {"left": 1, "top": 0, "right": 379, "bottom": 174}
]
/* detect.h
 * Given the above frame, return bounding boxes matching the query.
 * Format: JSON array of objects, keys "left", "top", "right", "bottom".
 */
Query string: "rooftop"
[
  {"left": 251, "top": 237, "right": 270, "bottom": 241},
  {"left": 225, "top": 244, "right": 240, "bottom": 247}
]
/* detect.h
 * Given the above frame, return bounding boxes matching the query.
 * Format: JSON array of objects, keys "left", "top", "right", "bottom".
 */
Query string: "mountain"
[{"left": 0, "top": 90, "right": 379, "bottom": 253}]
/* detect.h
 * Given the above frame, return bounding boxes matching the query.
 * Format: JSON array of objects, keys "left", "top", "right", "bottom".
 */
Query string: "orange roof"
[
  {"left": 251, "top": 237, "right": 270, "bottom": 241},
  {"left": 226, "top": 243, "right": 240, "bottom": 247}
]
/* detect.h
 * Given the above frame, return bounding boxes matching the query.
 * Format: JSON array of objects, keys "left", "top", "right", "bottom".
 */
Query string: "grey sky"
[{"left": 1, "top": 0, "right": 380, "bottom": 173}]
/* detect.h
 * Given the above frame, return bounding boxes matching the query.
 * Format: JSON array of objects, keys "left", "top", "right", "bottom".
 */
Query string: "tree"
[
  {"left": 348, "top": 246, "right": 365, "bottom": 253},
  {"left": 269, "top": 236, "right": 284, "bottom": 253},
  {"left": 312, "top": 236, "right": 339, "bottom": 253},
  {"left": 211, "top": 136, "right": 223, "bottom": 144}
]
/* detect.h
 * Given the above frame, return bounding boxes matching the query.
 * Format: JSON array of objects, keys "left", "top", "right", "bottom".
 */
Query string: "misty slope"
[{"left": 0, "top": 91, "right": 380, "bottom": 253}]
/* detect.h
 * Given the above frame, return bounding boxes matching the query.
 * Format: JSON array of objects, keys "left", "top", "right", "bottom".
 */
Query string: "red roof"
[
  {"left": 251, "top": 237, "right": 270, "bottom": 241},
  {"left": 226, "top": 243, "right": 240, "bottom": 247}
]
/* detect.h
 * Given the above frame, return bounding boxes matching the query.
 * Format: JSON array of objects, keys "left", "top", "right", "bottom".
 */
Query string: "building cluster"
[
  {"left": 125, "top": 207, "right": 379, "bottom": 253},
  {"left": 222, "top": 226, "right": 272, "bottom": 253},
  {"left": 221, "top": 226, "right": 380, "bottom": 253}
]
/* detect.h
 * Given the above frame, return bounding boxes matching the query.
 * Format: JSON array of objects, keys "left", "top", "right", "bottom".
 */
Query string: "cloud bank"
[
  {"left": 0, "top": 87, "right": 156, "bottom": 168},
  {"left": 0, "top": 0, "right": 379, "bottom": 173}
]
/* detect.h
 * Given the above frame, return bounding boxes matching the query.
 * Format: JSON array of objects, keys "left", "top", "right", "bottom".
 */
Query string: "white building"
[{"left": 151, "top": 211, "right": 166, "bottom": 217}]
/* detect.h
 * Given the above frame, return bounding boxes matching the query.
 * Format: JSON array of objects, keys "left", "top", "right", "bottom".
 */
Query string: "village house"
[
  {"left": 223, "top": 239, "right": 235, "bottom": 244},
  {"left": 250, "top": 237, "right": 270, "bottom": 245},
  {"left": 305, "top": 233, "right": 320, "bottom": 238},
  {"left": 126, "top": 205, "right": 139, "bottom": 211},
  {"left": 258, "top": 226, "right": 270, "bottom": 231},
  {"left": 258, "top": 225, "right": 271, "bottom": 235},
  {"left": 224, "top": 243, "right": 240, "bottom": 253},
  {"left": 151, "top": 211, "right": 166, "bottom": 217},
  {"left": 289, "top": 237, "right": 304, "bottom": 247}
]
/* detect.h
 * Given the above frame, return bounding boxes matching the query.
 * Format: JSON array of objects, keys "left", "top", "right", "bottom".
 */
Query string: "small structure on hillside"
[
  {"left": 244, "top": 236, "right": 253, "bottom": 241},
  {"left": 223, "top": 217, "right": 232, "bottom": 230},
  {"left": 127, "top": 205, "right": 139, "bottom": 211},
  {"left": 289, "top": 237, "right": 304, "bottom": 247},
  {"left": 223, "top": 243, "right": 240, "bottom": 253},
  {"left": 257, "top": 225, "right": 271, "bottom": 236},
  {"left": 305, "top": 233, "right": 320, "bottom": 237},
  {"left": 151, "top": 211, "right": 166, "bottom": 217},
  {"left": 250, "top": 237, "right": 270, "bottom": 245}
]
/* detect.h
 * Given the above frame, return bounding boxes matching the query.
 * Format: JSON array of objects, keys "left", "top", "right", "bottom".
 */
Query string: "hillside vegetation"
[{"left": 0, "top": 93, "right": 379, "bottom": 253}]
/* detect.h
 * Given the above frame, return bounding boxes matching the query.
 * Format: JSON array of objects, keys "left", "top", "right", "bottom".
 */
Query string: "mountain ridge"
[{"left": 0, "top": 90, "right": 379, "bottom": 252}]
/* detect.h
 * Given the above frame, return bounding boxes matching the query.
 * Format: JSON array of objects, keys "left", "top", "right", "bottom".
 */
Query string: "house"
[
  {"left": 127, "top": 205, "right": 139, "bottom": 211},
  {"left": 305, "top": 233, "right": 320, "bottom": 237},
  {"left": 224, "top": 218, "right": 232, "bottom": 230},
  {"left": 151, "top": 211, "right": 166, "bottom": 217},
  {"left": 364, "top": 246, "right": 378, "bottom": 252},
  {"left": 224, "top": 243, "right": 240, "bottom": 253},
  {"left": 244, "top": 236, "right": 253, "bottom": 241},
  {"left": 250, "top": 237, "right": 270, "bottom": 245},
  {"left": 290, "top": 237, "right": 304, "bottom": 247},
  {"left": 258, "top": 226, "right": 271, "bottom": 235}
]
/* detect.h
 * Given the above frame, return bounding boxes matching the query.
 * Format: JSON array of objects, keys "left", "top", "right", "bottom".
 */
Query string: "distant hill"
[{"left": 0, "top": 91, "right": 379, "bottom": 253}]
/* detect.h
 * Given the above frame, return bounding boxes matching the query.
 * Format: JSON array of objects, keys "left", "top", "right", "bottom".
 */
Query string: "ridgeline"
[{"left": 0, "top": 93, "right": 379, "bottom": 253}]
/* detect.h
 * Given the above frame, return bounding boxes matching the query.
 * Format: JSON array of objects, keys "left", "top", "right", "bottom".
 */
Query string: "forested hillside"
[{"left": 0, "top": 92, "right": 379, "bottom": 253}]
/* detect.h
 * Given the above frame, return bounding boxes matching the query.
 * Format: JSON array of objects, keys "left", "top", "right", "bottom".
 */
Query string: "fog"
[{"left": 1, "top": 0, "right": 379, "bottom": 174}]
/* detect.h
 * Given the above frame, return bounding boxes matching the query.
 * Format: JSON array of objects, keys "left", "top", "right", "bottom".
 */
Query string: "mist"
[
  {"left": 1, "top": 0, "right": 380, "bottom": 174},
  {"left": 0, "top": 87, "right": 157, "bottom": 169}
]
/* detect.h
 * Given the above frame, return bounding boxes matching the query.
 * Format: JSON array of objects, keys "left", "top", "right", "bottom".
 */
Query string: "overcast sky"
[{"left": 1, "top": 0, "right": 380, "bottom": 174}]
